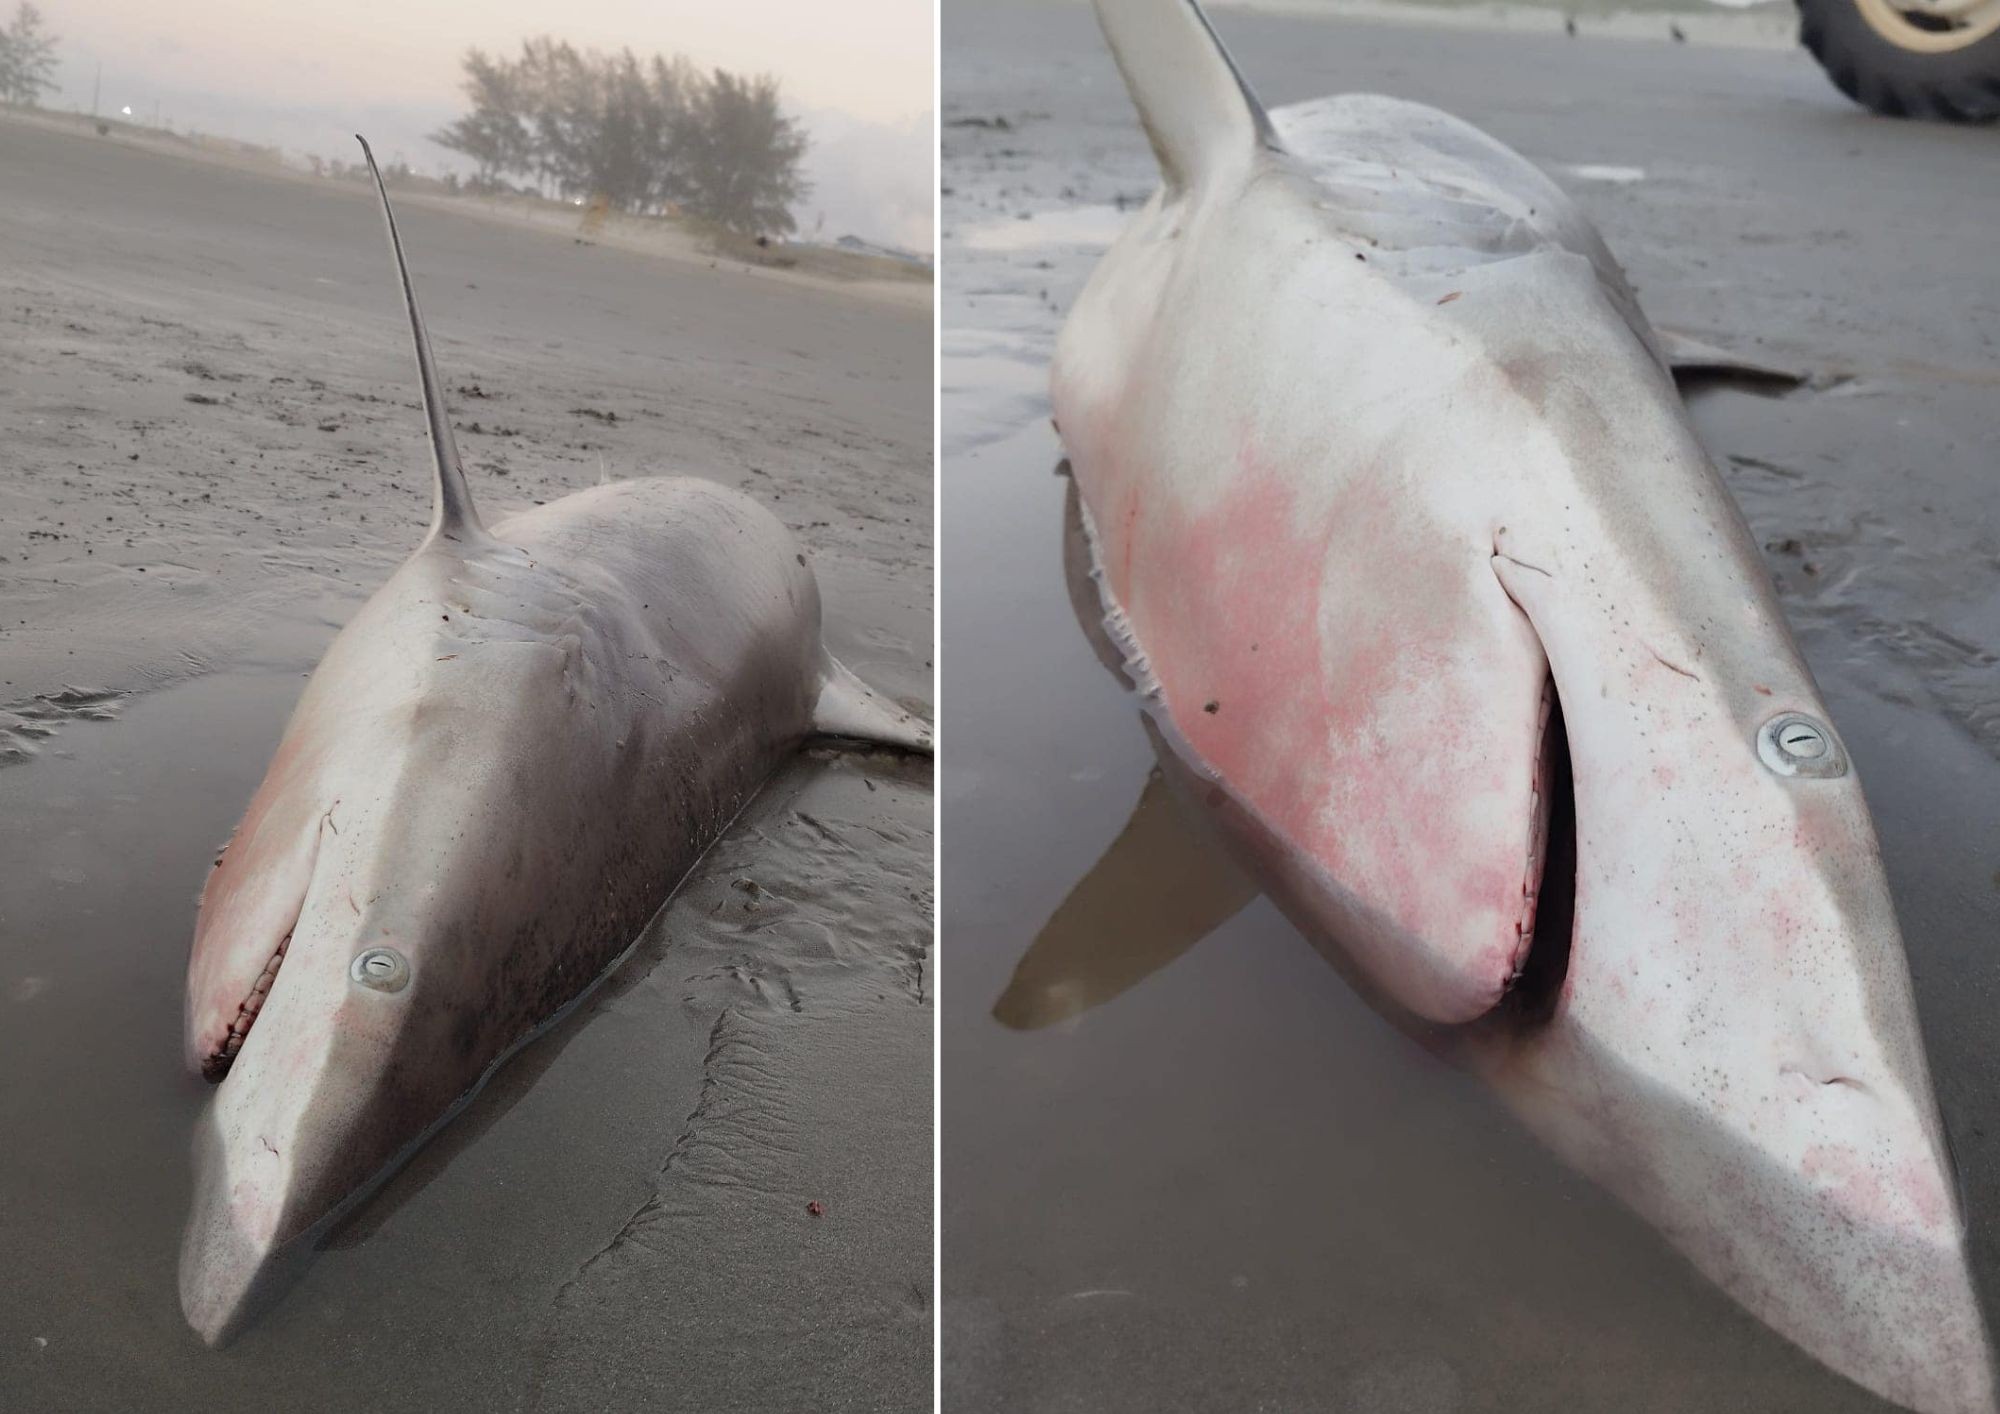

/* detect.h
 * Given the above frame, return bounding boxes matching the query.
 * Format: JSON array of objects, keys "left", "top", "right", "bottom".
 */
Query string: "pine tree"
[
  {"left": 431, "top": 39, "right": 809, "bottom": 238},
  {"left": 682, "top": 71, "right": 810, "bottom": 238},
  {"left": 0, "top": 3, "right": 60, "bottom": 108}
]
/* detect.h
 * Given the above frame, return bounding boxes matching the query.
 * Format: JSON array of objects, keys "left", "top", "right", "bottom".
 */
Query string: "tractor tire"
[{"left": 1799, "top": 0, "right": 2000, "bottom": 121}]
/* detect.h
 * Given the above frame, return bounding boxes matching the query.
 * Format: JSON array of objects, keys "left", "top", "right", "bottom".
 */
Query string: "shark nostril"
[{"left": 350, "top": 946, "right": 410, "bottom": 993}]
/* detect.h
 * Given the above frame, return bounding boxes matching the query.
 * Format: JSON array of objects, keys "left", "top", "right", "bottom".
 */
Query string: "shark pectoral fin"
[
  {"left": 994, "top": 760, "right": 1257, "bottom": 1031},
  {"left": 811, "top": 656, "right": 933, "bottom": 754},
  {"left": 1655, "top": 325, "right": 1808, "bottom": 389}
]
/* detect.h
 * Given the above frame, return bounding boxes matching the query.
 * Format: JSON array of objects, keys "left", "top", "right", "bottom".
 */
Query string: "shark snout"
[
  {"left": 1724, "top": 1074, "right": 1992, "bottom": 1414},
  {"left": 1482, "top": 910, "right": 1995, "bottom": 1414},
  {"left": 179, "top": 1107, "right": 297, "bottom": 1347},
  {"left": 177, "top": 918, "right": 415, "bottom": 1344}
]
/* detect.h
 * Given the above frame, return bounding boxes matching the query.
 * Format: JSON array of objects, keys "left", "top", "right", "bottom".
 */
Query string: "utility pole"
[{"left": 90, "top": 61, "right": 100, "bottom": 116}]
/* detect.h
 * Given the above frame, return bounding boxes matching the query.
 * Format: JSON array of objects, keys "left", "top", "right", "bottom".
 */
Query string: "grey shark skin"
[
  {"left": 1051, "top": 3, "right": 1993, "bottom": 1410},
  {"left": 178, "top": 137, "right": 929, "bottom": 1345}
]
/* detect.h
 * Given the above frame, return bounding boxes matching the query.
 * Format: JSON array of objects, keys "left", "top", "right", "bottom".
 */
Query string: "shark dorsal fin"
[
  {"left": 1093, "top": 0, "right": 1278, "bottom": 192},
  {"left": 355, "top": 135, "right": 487, "bottom": 545}
]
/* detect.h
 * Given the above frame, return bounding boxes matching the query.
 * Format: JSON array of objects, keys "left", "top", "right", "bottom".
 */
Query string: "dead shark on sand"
[
  {"left": 1042, "top": 2, "right": 1995, "bottom": 1409},
  {"left": 178, "top": 136, "right": 930, "bottom": 1345}
]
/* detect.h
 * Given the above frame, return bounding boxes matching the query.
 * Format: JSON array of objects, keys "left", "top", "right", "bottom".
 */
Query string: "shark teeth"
[{"left": 201, "top": 934, "right": 291, "bottom": 1083}]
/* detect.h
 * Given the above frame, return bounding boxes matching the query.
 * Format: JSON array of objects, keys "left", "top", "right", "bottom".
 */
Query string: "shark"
[
  {"left": 1043, "top": 3, "right": 1995, "bottom": 1409},
  {"left": 177, "top": 137, "right": 930, "bottom": 1345}
]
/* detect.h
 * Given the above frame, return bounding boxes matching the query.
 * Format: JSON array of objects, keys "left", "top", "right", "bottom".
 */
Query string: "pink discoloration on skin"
[
  {"left": 1803, "top": 1144, "right": 1891, "bottom": 1225},
  {"left": 1138, "top": 442, "right": 1334, "bottom": 846},
  {"left": 1789, "top": 798, "right": 1863, "bottom": 863},
  {"left": 1901, "top": 1159, "right": 1950, "bottom": 1231},
  {"left": 186, "top": 730, "right": 327, "bottom": 1073},
  {"left": 1079, "top": 423, "right": 1550, "bottom": 1022}
]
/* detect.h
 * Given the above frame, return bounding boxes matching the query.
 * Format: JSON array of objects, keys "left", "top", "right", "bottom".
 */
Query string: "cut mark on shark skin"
[
  {"left": 1781, "top": 1064, "right": 1870, "bottom": 1095},
  {"left": 1493, "top": 551, "right": 1551, "bottom": 578},
  {"left": 1648, "top": 648, "right": 1701, "bottom": 682}
]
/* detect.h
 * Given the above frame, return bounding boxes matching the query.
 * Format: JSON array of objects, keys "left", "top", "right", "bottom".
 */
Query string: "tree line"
[
  {"left": 0, "top": 2, "right": 57, "bottom": 107},
  {"left": 432, "top": 39, "right": 810, "bottom": 239}
]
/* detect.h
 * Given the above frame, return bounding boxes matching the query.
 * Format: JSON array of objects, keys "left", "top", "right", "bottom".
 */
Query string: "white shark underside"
[
  {"left": 1049, "top": 3, "right": 1993, "bottom": 1410},
  {"left": 178, "top": 138, "right": 929, "bottom": 1345}
]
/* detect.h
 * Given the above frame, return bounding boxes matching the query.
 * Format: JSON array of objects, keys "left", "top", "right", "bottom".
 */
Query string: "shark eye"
[
  {"left": 350, "top": 947, "right": 411, "bottom": 993},
  {"left": 1757, "top": 712, "right": 1847, "bottom": 779}
]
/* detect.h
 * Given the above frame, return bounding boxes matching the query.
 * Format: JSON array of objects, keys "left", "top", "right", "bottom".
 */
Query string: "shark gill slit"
[{"left": 1500, "top": 679, "right": 1575, "bottom": 1025}]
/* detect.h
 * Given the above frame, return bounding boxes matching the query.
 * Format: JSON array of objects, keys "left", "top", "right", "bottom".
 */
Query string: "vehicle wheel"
[{"left": 1798, "top": 0, "right": 2000, "bottom": 121}]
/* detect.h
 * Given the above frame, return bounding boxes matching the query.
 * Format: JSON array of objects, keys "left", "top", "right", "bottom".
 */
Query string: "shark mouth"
[
  {"left": 1501, "top": 679, "right": 1576, "bottom": 1026},
  {"left": 202, "top": 933, "right": 291, "bottom": 1083}
]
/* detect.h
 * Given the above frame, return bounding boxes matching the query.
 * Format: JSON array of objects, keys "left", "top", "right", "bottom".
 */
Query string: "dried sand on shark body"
[{"left": 0, "top": 113, "right": 933, "bottom": 764}]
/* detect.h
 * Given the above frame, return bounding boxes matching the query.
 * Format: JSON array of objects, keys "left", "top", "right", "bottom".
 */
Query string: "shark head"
[
  {"left": 1478, "top": 412, "right": 1995, "bottom": 1411},
  {"left": 176, "top": 598, "right": 544, "bottom": 1345},
  {"left": 176, "top": 137, "right": 521, "bottom": 1347},
  {"left": 180, "top": 839, "right": 433, "bottom": 1346}
]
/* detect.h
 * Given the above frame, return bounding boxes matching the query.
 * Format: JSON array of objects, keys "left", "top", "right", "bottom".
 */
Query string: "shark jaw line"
[
  {"left": 202, "top": 932, "right": 290, "bottom": 1083},
  {"left": 1498, "top": 680, "right": 1576, "bottom": 1029}
]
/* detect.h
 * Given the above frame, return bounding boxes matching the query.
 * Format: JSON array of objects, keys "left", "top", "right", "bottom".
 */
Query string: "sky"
[{"left": 34, "top": 0, "right": 936, "bottom": 251}]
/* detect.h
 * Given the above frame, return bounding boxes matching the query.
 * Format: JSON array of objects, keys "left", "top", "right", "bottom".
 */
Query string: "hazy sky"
[{"left": 39, "top": 0, "right": 936, "bottom": 250}]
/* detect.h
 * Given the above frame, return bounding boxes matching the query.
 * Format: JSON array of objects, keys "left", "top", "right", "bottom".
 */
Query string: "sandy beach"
[
  {"left": 0, "top": 113, "right": 932, "bottom": 1411},
  {"left": 941, "top": 2, "right": 2000, "bottom": 1410}
]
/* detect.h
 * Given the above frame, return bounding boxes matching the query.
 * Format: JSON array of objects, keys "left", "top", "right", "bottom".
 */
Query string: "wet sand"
[
  {"left": 941, "top": 3, "right": 2000, "bottom": 1410},
  {"left": 0, "top": 116, "right": 932, "bottom": 1409}
]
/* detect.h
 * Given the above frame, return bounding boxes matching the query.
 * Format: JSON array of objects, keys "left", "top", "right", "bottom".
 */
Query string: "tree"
[
  {"left": 682, "top": 70, "right": 809, "bottom": 238},
  {"left": 0, "top": 3, "right": 59, "bottom": 108},
  {"left": 531, "top": 41, "right": 684, "bottom": 210},
  {"left": 430, "top": 39, "right": 810, "bottom": 238},
  {"left": 429, "top": 48, "right": 534, "bottom": 188}
]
